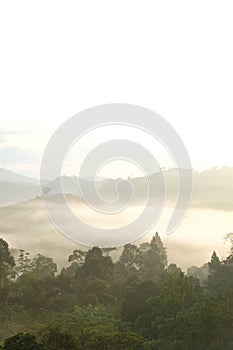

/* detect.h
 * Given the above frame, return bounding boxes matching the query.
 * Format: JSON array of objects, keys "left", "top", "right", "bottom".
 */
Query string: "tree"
[
  {"left": 17, "top": 249, "right": 32, "bottom": 275},
  {"left": 3, "top": 333, "right": 44, "bottom": 350},
  {"left": 187, "top": 263, "right": 209, "bottom": 285},
  {"left": 208, "top": 251, "right": 221, "bottom": 273},
  {"left": 41, "top": 327, "right": 78, "bottom": 350},
  {"left": 207, "top": 249, "right": 233, "bottom": 302},
  {"left": 0, "top": 238, "right": 15, "bottom": 290},
  {"left": 42, "top": 187, "right": 52, "bottom": 197},
  {"left": 13, "top": 272, "right": 45, "bottom": 310},
  {"left": 79, "top": 247, "right": 114, "bottom": 280},
  {"left": 119, "top": 243, "right": 138, "bottom": 272},
  {"left": 121, "top": 279, "right": 159, "bottom": 324},
  {"left": 82, "top": 331, "right": 149, "bottom": 350},
  {"left": 137, "top": 233, "right": 167, "bottom": 278},
  {"left": 68, "top": 249, "right": 86, "bottom": 266},
  {"left": 224, "top": 232, "right": 233, "bottom": 254},
  {"left": 13, "top": 269, "right": 59, "bottom": 311},
  {"left": 207, "top": 251, "right": 225, "bottom": 297},
  {"left": 32, "top": 254, "right": 57, "bottom": 278}
]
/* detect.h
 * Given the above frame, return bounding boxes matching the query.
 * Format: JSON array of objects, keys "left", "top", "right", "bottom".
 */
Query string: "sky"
[{"left": 0, "top": 1, "right": 233, "bottom": 179}]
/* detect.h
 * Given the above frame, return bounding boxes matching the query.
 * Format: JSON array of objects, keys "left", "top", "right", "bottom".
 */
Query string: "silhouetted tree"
[
  {"left": 0, "top": 238, "right": 15, "bottom": 290},
  {"left": 3, "top": 333, "right": 44, "bottom": 350}
]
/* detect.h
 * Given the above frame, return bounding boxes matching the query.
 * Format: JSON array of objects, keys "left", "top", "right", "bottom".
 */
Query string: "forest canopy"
[{"left": 1, "top": 233, "right": 233, "bottom": 349}]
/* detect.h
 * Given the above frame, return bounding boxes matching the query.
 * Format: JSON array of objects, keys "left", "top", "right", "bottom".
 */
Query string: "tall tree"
[
  {"left": 119, "top": 243, "right": 138, "bottom": 272},
  {"left": 32, "top": 254, "right": 57, "bottom": 278},
  {"left": 80, "top": 247, "right": 114, "bottom": 280},
  {"left": 0, "top": 238, "right": 15, "bottom": 289},
  {"left": 137, "top": 232, "right": 167, "bottom": 278},
  {"left": 17, "top": 249, "right": 32, "bottom": 275}
]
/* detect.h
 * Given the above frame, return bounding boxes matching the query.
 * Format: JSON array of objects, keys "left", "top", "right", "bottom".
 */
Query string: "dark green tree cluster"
[{"left": 1, "top": 232, "right": 233, "bottom": 349}]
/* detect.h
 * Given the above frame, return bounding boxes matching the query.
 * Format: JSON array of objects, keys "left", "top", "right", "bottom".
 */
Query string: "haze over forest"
[{"left": 0, "top": 166, "right": 232, "bottom": 271}]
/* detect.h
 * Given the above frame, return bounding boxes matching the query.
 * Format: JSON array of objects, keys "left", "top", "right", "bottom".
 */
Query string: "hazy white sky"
[{"left": 0, "top": 1, "right": 233, "bottom": 178}]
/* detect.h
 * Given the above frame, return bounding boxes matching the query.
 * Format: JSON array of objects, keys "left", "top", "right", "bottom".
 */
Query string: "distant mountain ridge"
[
  {"left": 0, "top": 168, "right": 45, "bottom": 206},
  {"left": 0, "top": 168, "right": 40, "bottom": 185},
  {"left": 0, "top": 167, "right": 233, "bottom": 210}
]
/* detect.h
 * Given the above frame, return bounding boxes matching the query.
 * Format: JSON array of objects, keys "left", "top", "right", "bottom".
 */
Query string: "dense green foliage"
[
  {"left": 1, "top": 232, "right": 233, "bottom": 349},
  {"left": 2, "top": 333, "right": 44, "bottom": 350}
]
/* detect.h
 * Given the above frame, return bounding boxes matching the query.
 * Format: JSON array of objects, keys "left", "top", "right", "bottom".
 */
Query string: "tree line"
[{"left": 1, "top": 232, "right": 233, "bottom": 349}]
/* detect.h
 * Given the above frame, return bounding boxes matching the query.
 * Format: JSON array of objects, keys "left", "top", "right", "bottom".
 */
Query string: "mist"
[{"left": 1, "top": 195, "right": 232, "bottom": 271}]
